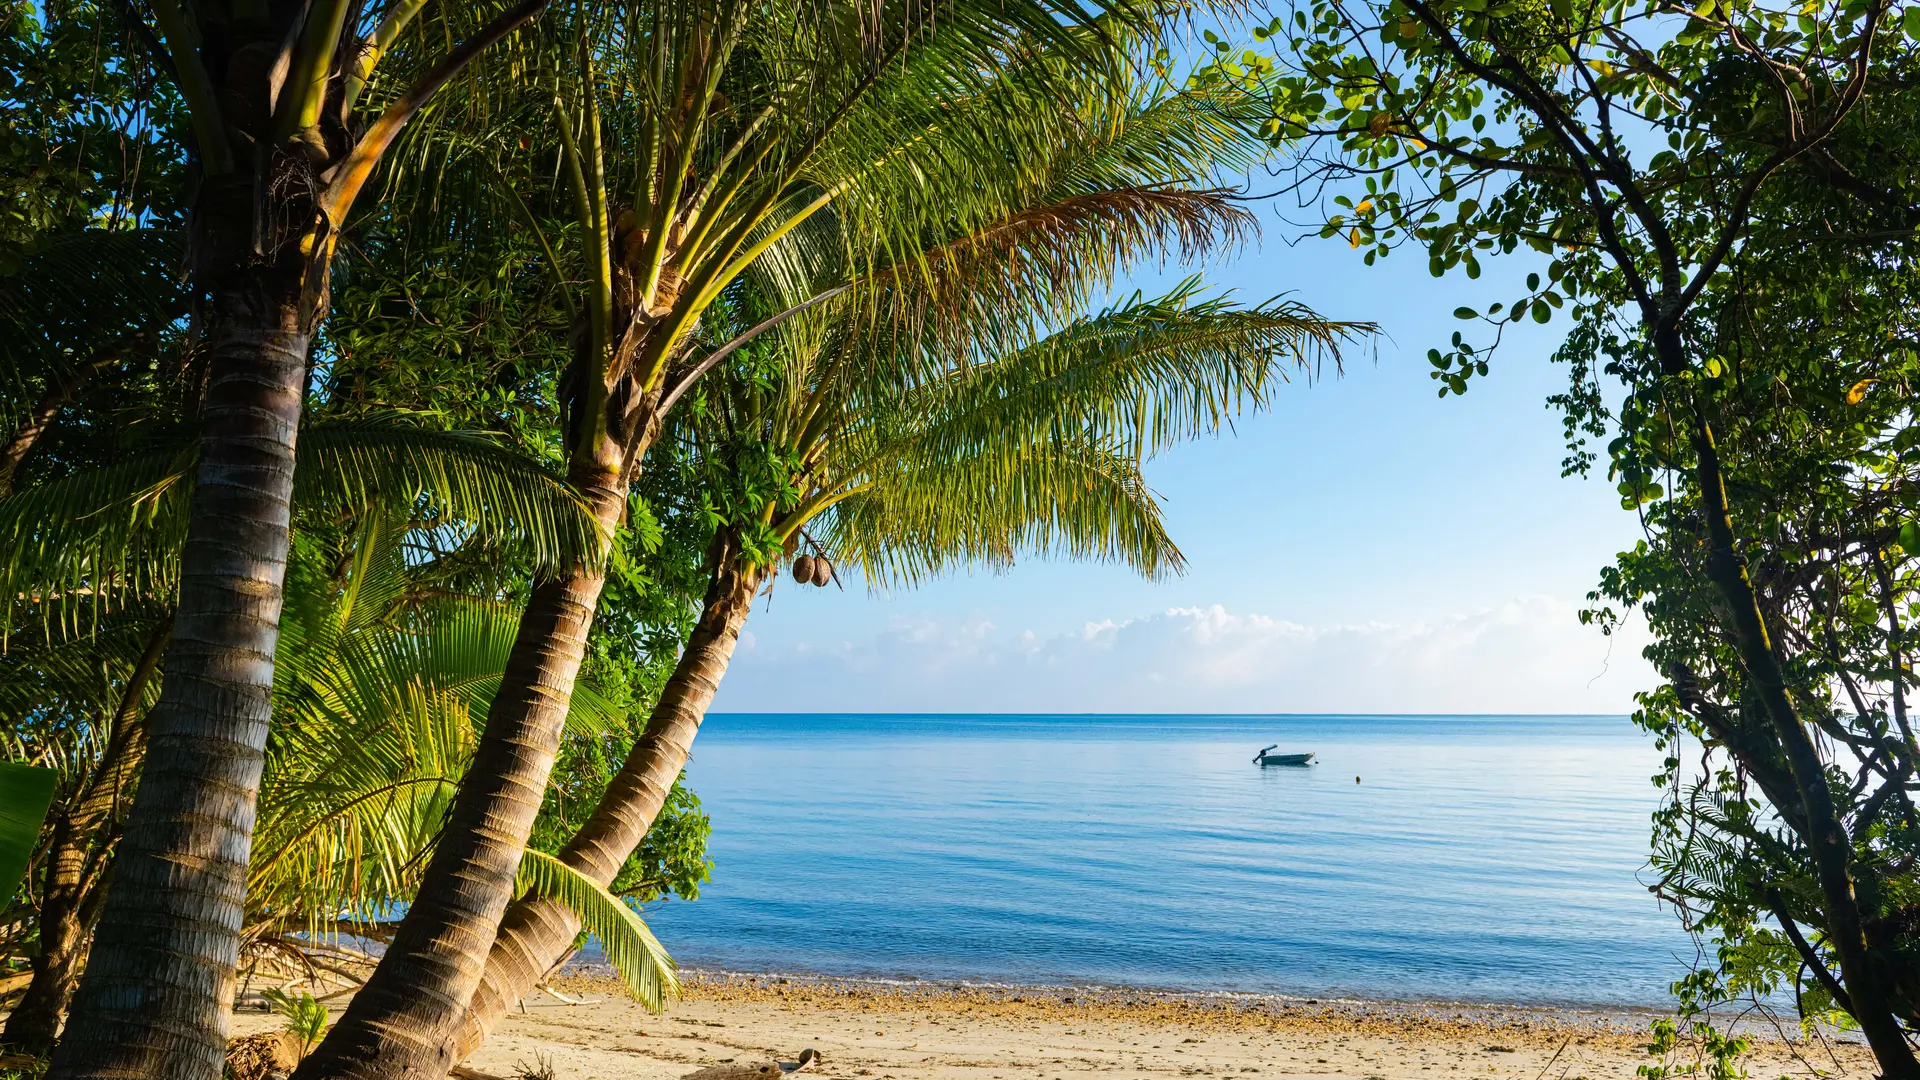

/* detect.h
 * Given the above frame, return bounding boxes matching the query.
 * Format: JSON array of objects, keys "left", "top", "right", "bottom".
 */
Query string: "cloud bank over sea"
[{"left": 713, "top": 595, "right": 1657, "bottom": 714}]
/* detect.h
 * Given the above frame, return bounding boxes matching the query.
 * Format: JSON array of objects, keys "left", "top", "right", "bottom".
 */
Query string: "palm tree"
[
  {"left": 448, "top": 75, "right": 1365, "bottom": 1045},
  {"left": 47, "top": 0, "right": 558, "bottom": 1068},
  {"left": 239, "top": 508, "right": 683, "bottom": 1011},
  {"left": 292, "top": 3, "right": 1201, "bottom": 1074},
  {"left": 454, "top": 276, "right": 1361, "bottom": 1053},
  {"left": 0, "top": 417, "right": 601, "bottom": 1058},
  {"left": 0, "top": 610, "right": 170, "bottom": 1057}
]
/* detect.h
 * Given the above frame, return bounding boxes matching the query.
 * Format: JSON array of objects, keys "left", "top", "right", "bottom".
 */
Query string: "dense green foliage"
[
  {"left": 1233, "top": 0, "right": 1920, "bottom": 1065},
  {"left": 20, "top": 0, "right": 1920, "bottom": 1070}
]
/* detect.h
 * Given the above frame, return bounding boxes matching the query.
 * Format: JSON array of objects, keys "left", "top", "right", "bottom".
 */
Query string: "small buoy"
[
  {"left": 791, "top": 555, "right": 815, "bottom": 584},
  {"left": 1355, "top": 776, "right": 1361, "bottom": 784},
  {"left": 810, "top": 556, "right": 832, "bottom": 587}
]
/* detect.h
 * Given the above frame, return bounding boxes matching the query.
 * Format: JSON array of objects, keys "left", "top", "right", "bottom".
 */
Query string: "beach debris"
[
  {"left": 224, "top": 1031, "right": 303, "bottom": 1080},
  {"left": 680, "top": 1048, "right": 820, "bottom": 1078},
  {"left": 792, "top": 555, "right": 816, "bottom": 584},
  {"left": 512, "top": 1054, "right": 558, "bottom": 1080}
]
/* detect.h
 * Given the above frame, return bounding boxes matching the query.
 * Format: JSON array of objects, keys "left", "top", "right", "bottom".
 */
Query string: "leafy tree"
[
  {"left": 1236, "top": 0, "right": 1920, "bottom": 1069},
  {"left": 1586, "top": 147, "right": 1920, "bottom": 1050},
  {"left": 0, "top": 0, "right": 187, "bottom": 259}
]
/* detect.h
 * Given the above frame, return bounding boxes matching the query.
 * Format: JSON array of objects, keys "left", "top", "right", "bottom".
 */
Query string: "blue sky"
[{"left": 712, "top": 206, "right": 1660, "bottom": 715}]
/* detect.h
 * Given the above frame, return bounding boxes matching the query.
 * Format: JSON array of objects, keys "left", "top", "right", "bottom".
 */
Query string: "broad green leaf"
[{"left": 0, "top": 761, "right": 57, "bottom": 901}]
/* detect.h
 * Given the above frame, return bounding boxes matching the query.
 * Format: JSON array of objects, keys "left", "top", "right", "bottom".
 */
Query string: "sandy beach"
[{"left": 231, "top": 973, "right": 1878, "bottom": 1080}]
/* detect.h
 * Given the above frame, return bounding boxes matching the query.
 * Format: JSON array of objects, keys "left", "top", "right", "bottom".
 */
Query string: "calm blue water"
[{"left": 637, "top": 714, "right": 1691, "bottom": 1008}]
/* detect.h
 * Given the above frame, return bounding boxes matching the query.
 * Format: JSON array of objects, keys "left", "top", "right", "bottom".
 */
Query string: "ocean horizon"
[{"left": 632, "top": 713, "right": 1695, "bottom": 1010}]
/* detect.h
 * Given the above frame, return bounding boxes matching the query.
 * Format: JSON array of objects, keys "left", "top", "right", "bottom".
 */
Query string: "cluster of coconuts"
[{"left": 791, "top": 554, "right": 834, "bottom": 587}]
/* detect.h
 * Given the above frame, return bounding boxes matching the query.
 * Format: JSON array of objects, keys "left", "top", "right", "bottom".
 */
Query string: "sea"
[{"left": 634, "top": 713, "right": 1696, "bottom": 1009}]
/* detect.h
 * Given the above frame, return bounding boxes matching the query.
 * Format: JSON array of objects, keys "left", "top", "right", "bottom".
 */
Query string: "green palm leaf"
[
  {"left": 0, "top": 421, "right": 603, "bottom": 632},
  {"left": 0, "top": 761, "right": 57, "bottom": 902},
  {"left": 296, "top": 423, "right": 607, "bottom": 573},
  {"left": 823, "top": 434, "right": 1183, "bottom": 585},
  {"left": 0, "top": 229, "right": 187, "bottom": 415},
  {"left": 514, "top": 848, "right": 678, "bottom": 1011}
]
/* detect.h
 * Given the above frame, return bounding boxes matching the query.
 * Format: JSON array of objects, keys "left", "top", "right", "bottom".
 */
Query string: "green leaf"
[
  {"left": 1899, "top": 522, "right": 1920, "bottom": 553},
  {"left": 516, "top": 849, "right": 679, "bottom": 1011},
  {"left": 1454, "top": 307, "right": 1478, "bottom": 319},
  {"left": 0, "top": 761, "right": 57, "bottom": 901}
]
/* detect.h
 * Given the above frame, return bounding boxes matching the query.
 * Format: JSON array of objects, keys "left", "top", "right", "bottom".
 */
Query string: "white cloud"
[{"left": 712, "top": 596, "right": 1656, "bottom": 714}]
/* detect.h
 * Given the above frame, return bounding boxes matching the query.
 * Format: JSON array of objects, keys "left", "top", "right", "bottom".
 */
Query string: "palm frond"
[
  {"left": 515, "top": 848, "right": 678, "bottom": 1010},
  {"left": 298, "top": 423, "right": 607, "bottom": 573},
  {"left": 0, "top": 229, "right": 187, "bottom": 404},
  {"left": 821, "top": 434, "right": 1183, "bottom": 586},
  {"left": 822, "top": 283, "right": 1368, "bottom": 497},
  {"left": 0, "top": 420, "right": 605, "bottom": 633}
]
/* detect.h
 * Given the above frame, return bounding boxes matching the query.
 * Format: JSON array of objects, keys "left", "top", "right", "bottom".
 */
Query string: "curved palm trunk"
[
  {"left": 3, "top": 621, "right": 168, "bottom": 1056},
  {"left": 47, "top": 185, "right": 312, "bottom": 1080},
  {"left": 455, "top": 548, "right": 762, "bottom": 1059},
  {"left": 291, "top": 454, "right": 631, "bottom": 1080},
  {"left": 7, "top": 819, "right": 99, "bottom": 1058}
]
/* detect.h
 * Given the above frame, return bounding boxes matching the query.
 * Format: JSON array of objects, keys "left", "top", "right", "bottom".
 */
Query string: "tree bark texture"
[
  {"left": 3, "top": 622, "right": 168, "bottom": 1056},
  {"left": 6, "top": 820, "right": 95, "bottom": 1058},
  {"left": 455, "top": 548, "right": 763, "bottom": 1059},
  {"left": 46, "top": 165, "right": 312, "bottom": 1080},
  {"left": 291, "top": 455, "right": 631, "bottom": 1080}
]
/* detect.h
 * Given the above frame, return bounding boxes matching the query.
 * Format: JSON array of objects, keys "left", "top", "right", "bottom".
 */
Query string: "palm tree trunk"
[
  {"left": 46, "top": 210, "right": 312, "bottom": 1080},
  {"left": 455, "top": 545, "right": 762, "bottom": 1059},
  {"left": 291, "top": 454, "right": 632, "bottom": 1080},
  {"left": 6, "top": 816, "right": 93, "bottom": 1059},
  {"left": 3, "top": 620, "right": 167, "bottom": 1057}
]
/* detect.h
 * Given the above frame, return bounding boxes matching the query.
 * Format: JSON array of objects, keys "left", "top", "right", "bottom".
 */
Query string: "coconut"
[
  {"left": 810, "top": 556, "right": 833, "bottom": 587},
  {"left": 791, "top": 555, "right": 815, "bottom": 584}
]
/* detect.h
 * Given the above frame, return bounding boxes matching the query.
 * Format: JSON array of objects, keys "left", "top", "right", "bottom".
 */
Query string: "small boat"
[{"left": 1253, "top": 745, "right": 1315, "bottom": 767}]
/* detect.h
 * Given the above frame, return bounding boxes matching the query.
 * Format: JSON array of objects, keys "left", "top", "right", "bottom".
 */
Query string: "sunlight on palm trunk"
[
  {"left": 40, "top": 0, "right": 549, "bottom": 1070},
  {"left": 458, "top": 543, "right": 762, "bottom": 1055},
  {"left": 49, "top": 253, "right": 308, "bottom": 1080},
  {"left": 291, "top": 451, "right": 626, "bottom": 1079}
]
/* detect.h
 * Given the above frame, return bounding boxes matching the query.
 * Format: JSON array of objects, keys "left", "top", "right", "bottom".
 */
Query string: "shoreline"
[
  {"left": 639, "top": 964, "right": 1676, "bottom": 1025},
  {"left": 225, "top": 969, "right": 1875, "bottom": 1080},
  {"left": 562, "top": 960, "right": 1772, "bottom": 1035}
]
